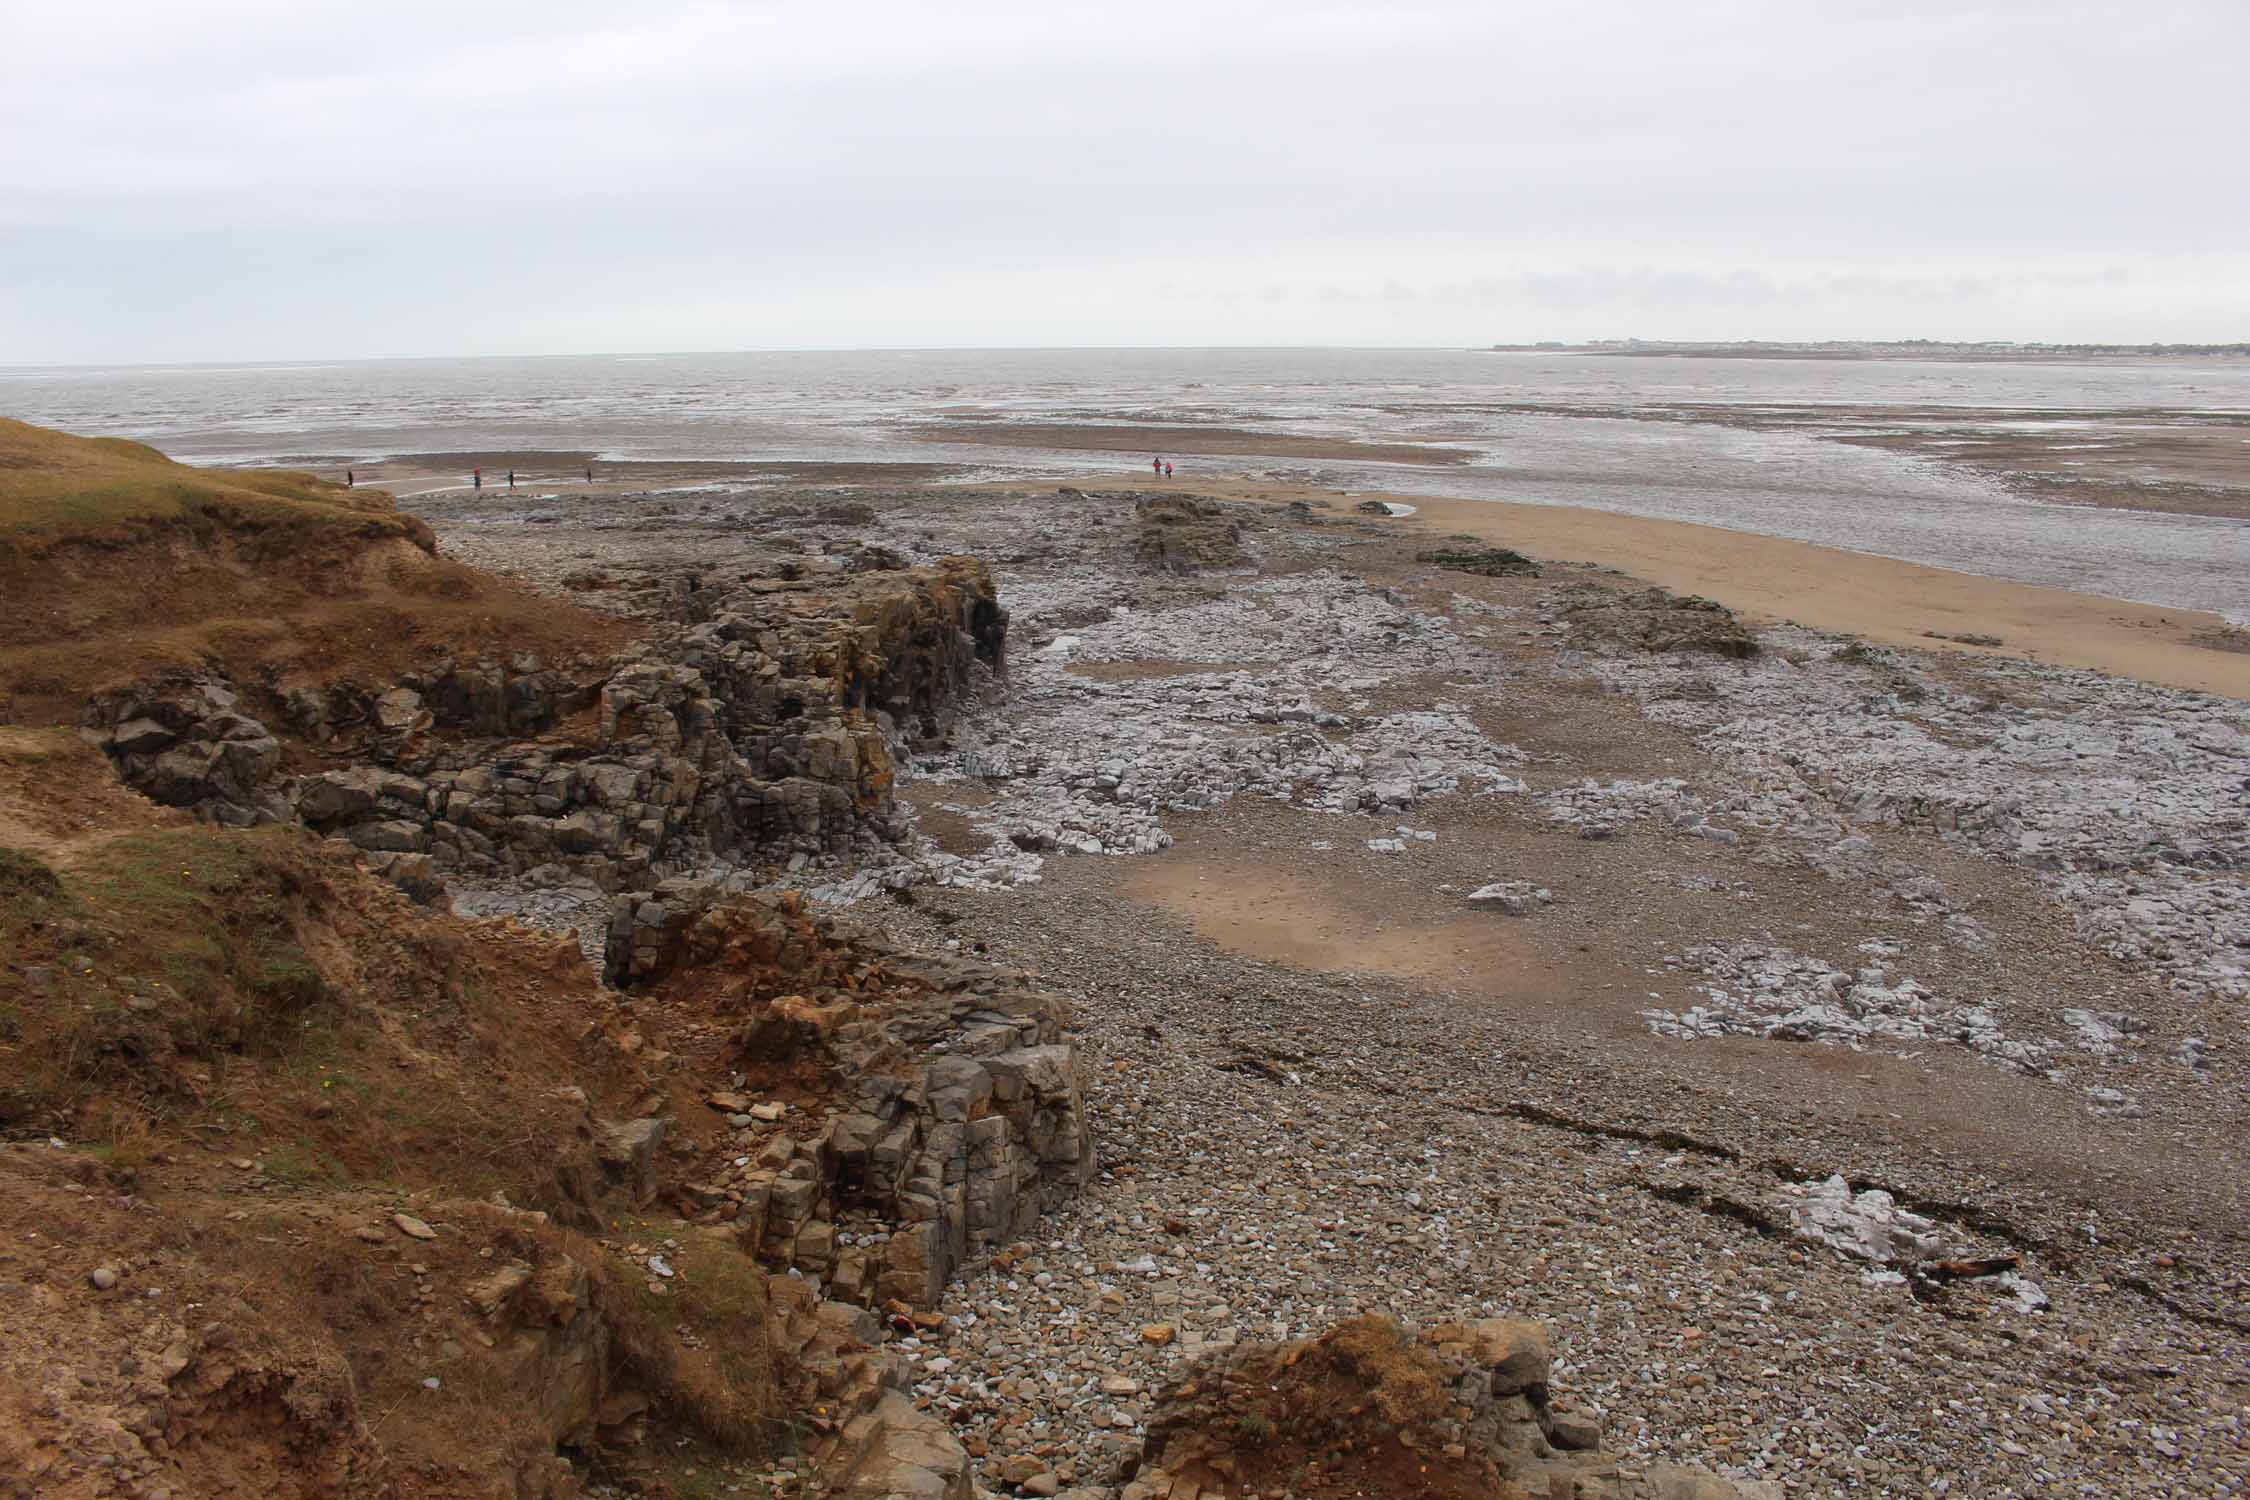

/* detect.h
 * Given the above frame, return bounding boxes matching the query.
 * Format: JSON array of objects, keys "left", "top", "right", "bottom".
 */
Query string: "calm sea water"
[{"left": 5, "top": 348, "right": 2246, "bottom": 620}]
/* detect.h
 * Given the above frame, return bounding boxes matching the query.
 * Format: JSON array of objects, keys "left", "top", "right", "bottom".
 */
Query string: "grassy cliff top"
[
  {"left": 0, "top": 419, "right": 636, "bottom": 724},
  {"left": 0, "top": 417, "right": 422, "bottom": 555}
]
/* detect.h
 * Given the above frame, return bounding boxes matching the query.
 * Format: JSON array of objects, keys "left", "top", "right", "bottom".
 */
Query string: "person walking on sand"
[
  {"left": 1152, "top": 456, "right": 1163, "bottom": 477},
  {"left": 473, "top": 465, "right": 482, "bottom": 491},
  {"left": 508, "top": 469, "right": 516, "bottom": 489},
  {"left": 585, "top": 464, "right": 593, "bottom": 483},
  {"left": 345, "top": 469, "right": 354, "bottom": 488},
  {"left": 1163, "top": 460, "right": 1174, "bottom": 479}
]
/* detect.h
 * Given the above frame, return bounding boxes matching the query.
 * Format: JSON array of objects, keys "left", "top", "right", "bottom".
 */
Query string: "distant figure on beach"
[
  {"left": 473, "top": 465, "right": 482, "bottom": 490},
  {"left": 1163, "top": 461, "right": 1174, "bottom": 478},
  {"left": 1152, "top": 456, "right": 1162, "bottom": 476},
  {"left": 345, "top": 469, "right": 354, "bottom": 488},
  {"left": 585, "top": 464, "right": 593, "bottom": 482},
  {"left": 507, "top": 469, "right": 516, "bottom": 488}
]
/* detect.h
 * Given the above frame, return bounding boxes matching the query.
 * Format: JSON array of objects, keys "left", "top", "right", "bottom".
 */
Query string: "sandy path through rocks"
[{"left": 1120, "top": 853, "right": 1540, "bottom": 989}]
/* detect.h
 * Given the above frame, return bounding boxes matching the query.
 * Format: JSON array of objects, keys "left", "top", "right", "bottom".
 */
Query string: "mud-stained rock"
[
  {"left": 0, "top": 1153, "right": 640, "bottom": 1500},
  {"left": 1129, "top": 1314, "right": 1776, "bottom": 1500},
  {"left": 350, "top": 847, "right": 453, "bottom": 908},
  {"left": 1135, "top": 495, "right": 1246, "bottom": 574},
  {"left": 1567, "top": 585, "right": 1762, "bottom": 659}
]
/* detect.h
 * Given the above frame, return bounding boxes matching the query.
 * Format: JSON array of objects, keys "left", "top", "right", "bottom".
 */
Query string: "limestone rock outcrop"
[
  {"left": 88, "top": 558, "right": 1007, "bottom": 895},
  {"left": 80, "top": 676, "right": 288, "bottom": 827},
  {"left": 298, "top": 558, "right": 1003, "bottom": 887},
  {"left": 608, "top": 883, "right": 1094, "bottom": 1309}
]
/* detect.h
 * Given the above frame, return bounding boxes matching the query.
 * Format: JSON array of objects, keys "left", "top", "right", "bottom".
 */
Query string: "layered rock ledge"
[
  {"left": 82, "top": 557, "right": 1006, "bottom": 891},
  {"left": 608, "top": 882, "right": 1095, "bottom": 1310}
]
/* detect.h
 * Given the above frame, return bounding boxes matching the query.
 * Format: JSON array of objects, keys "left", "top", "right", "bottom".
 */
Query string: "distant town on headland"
[{"left": 1489, "top": 339, "right": 2250, "bottom": 361}]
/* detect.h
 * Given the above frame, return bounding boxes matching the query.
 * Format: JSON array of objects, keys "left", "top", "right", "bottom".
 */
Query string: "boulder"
[
  {"left": 1134, "top": 495, "right": 1246, "bottom": 574},
  {"left": 594, "top": 1118, "right": 667, "bottom": 1206},
  {"left": 1417, "top": 544, "right": 1542, "bottom": 578},
  {"left": 822, "top": 1390, "right": 974, "bottom": 1500}
]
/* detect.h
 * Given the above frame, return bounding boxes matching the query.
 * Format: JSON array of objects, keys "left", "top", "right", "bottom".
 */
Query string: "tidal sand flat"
[{"left": 10, "top": 347, "right": 2248, "bottom": 618}]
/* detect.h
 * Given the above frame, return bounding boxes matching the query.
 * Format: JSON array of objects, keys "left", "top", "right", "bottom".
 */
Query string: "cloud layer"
[{"left": 5, "top": 0, "right": 2245, "bottom": 360}]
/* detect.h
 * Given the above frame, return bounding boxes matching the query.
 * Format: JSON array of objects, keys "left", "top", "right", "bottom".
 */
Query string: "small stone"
[
  {"left": 393, "top": 1213, "right": 439, "bottom": 1241},
  {"left": 1464, "top": 880, "right": 1550, "bottom": 916},
  {"left": 1140, "top": 1324, "right": 1176, "bottom": 1346},
  {"left": 88, "top": 1266, "right": 119, "bottom": 1291}
]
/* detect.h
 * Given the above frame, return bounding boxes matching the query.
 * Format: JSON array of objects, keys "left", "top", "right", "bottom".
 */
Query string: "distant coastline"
[{"left": 1488, "top": 339, "right": 2250, "bottom": 362}]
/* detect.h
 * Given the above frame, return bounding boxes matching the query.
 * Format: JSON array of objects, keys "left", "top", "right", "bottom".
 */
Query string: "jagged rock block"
[{"left": 606, "top": 885, "right": 1092, "bottom": 1304}]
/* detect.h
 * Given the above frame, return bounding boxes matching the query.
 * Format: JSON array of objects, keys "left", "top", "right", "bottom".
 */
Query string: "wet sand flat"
[
  {"left": 289, "top": 454, "right": 975, "bottom": 497},
  {"left": 1442, "top": 400, "right": 2250, "bottom": 520},
  {"left": 910, "top": 420, "right": 1470, "bottom": 465}
]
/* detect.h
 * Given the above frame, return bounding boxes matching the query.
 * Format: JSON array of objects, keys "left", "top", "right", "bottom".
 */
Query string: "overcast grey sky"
[{"left": 3, "top": 0, "right": 2245, "bottom": 362}]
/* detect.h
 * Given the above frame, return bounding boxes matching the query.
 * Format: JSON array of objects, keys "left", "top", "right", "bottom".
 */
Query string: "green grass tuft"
[{"left": 0, "top": 845, "right": 63, "bottom": 902}]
